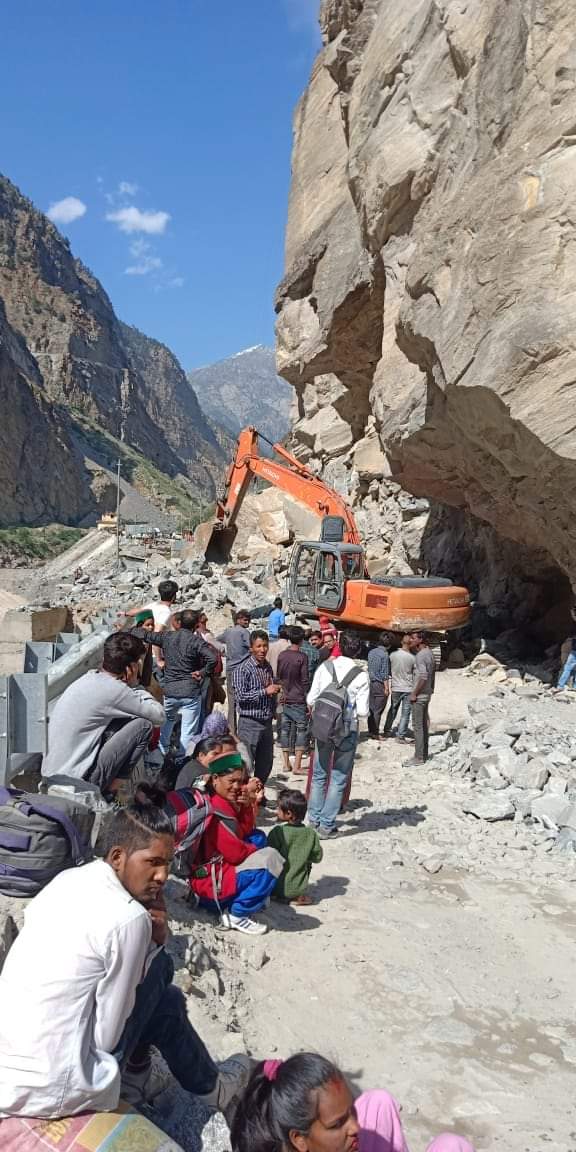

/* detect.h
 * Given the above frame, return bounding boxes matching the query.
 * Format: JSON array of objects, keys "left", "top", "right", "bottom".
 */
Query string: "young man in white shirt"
[
  {"left": 306, "top": 632, "right": 370, "bottom": 838},
  {"left": 0, "top": 794, "right": 249, "bottom": 1125},
  {"left": 125, "top": 580, "right": 179, "bottom": 631}
]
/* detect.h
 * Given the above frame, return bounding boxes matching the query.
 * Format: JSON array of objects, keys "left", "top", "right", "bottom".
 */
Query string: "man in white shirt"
[
  {"left": 0, "top": 794, "right": 248, "bottom": 1123},
  {"left": 306, "top": 632, "right": 370, "bottom": 838},
  {"left": 125, "top": 580, "right": 179, "bottom": 631}
]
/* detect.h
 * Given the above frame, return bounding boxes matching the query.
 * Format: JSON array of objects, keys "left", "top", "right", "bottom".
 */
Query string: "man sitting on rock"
[
  {"left": 0, "top": 792, "right": 250, "bottom": 1143},
  {"left": 42, "top": 633, "right": 166, "bottom": 798}
]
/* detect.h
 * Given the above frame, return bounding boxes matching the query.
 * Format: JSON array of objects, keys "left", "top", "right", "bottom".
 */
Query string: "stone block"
[
  {"left": 2, "top": 606, "right": 70, "bottom": 644},
  {"left": 511, "top": 789, "right": 546, "bottom": 817},
  {"left": 546, "top": 776, "right": 568, "bottom": 796},
  {"left": 507, "top": 759, "right": 550, "bottom": 790},
  {"left": 463, "top": 794, "right": 515, "bottom": 821},
  {"left": 353, "top": 429, "right": 390, "bottom": 479},
  {"left": 482, "top": 730, "right": 515, "bottom": 748},
  {"left": 258, "top": 509, "right": 291, "bottom": 546},
  {"left": 530, "top": 794, "right": 573, "bottom": 826}
]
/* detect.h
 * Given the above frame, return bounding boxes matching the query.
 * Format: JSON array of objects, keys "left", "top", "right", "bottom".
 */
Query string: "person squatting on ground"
[
  {"left": 41, "top": 632, "right": 166, "bottom": 798},
  {"left": 218, "top": 608, "right": 252, "bottom": 732},
  {"left": 267, "top": 789, "right": 322, "bottom": 905},
  {"left": 383, "top": 634, "right": 416, "bottom": 741},
  {"left": 306, "top": 633, "right": 370, "bottom": 839},
  {"left": 231, "top": 1053, "right": 476, "bottom": 1152},
  {"left": 0, "top": 794, "right": 251, "bottom": 1148},
  {"left": 406, "top": 632, "right": 436, "bottom": 765},
  {"left": 233, "top": 630, "right": 281, "bottom": 799},
  {"left": 189, "top": 751, "right": 284, "bottom": 935},
  {"left": 367, "top": 632, "right": 391, "bottom": 739},
  {"left": 132, "top": 609, "right": 217, "bottom": 759},
  {"left": 277, "top": 626, "right": 310, "bottom": 776}
]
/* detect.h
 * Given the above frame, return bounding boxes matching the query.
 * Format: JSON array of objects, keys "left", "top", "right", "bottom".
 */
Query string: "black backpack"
[
  {"left": 311, "top": 660, "right": 363, "bottom": 746},
  {"left": 0, "top": 786, "right": 94, "bottom": 898}
]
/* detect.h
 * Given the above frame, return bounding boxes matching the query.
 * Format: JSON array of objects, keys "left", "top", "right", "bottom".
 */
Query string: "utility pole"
[{"left": 115, "top": 457, "right": 121, "bottom": 568}]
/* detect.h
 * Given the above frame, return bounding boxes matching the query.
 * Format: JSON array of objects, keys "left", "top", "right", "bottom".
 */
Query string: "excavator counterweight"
[{"left": 202, "top": 427, "right": 471, "bottom": 636}]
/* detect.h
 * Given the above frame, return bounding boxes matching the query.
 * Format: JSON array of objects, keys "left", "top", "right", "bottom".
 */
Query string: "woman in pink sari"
[{"left": 230, "top": 1053, "right": 475, "bottom": 1152}]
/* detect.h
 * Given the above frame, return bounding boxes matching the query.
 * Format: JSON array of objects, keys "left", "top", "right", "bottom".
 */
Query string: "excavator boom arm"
[{"left": 215, "top": 426, "right": 361, "bottom": 544}]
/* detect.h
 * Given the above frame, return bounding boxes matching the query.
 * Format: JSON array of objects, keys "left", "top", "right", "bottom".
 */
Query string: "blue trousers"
[
  {"left": 114, "top": 948, "right": 217, "bottom": 1095},
  {"left": 199, "top": 862, "right": 277, "bottom": 918},
  {"left": 308, "top": 731, "right": 358, "bottom": 832},
  {"left": 559, "top": 651, "right": 576, "bottom": 688},
  {"left": 160, "top": 694, "right": 202, "bottom": 757}
]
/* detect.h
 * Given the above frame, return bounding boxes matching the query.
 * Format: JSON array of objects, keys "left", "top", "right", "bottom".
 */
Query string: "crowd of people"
[{"left": 0, "top": 581, "right": 479, "bottom": 1152}]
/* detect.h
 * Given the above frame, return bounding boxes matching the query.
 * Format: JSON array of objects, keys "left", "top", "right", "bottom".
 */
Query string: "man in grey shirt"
[
  {"left": 217, "top": 608, "right": 251, "bottom": 732},
  {"left": 383, "top": 634, "right": 415, "bottom": 740},
  {"left": 42, "top": 633, "right": 166, "bottom": 796},
  {"left": 405, "top": 631, "right": 436, "bottom": 764}
]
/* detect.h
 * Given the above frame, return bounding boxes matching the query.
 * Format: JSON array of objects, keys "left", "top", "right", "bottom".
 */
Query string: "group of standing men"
[{"left": 367, "top": 631, "right": 436, "bottom": 765}]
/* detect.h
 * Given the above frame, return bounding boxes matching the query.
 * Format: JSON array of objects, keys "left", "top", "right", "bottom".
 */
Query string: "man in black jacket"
[{"left": 132, "top": 609, "right": 217, "bottom": 757}]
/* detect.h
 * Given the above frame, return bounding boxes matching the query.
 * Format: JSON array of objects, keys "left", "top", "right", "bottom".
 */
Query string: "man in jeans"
[
  {"left": 383, "top": 633, "right": 416, "bottom": 741},
  {"left": 307, "top": 633, "right": 370, "bottom": 839},
  {"left": 133, "top": 609, "right": 217, "bottom": 758},
  {"left": 0, "top": 793, "right": 249, "bottom": 1126},
  {"left": 277, "top": 625, "right": 310, "bottom": 776},
  {"left": 406, "top": 631, "right": 436, "bottom": 764},
  {"left": 217, "top": 608, "right": 251, "bottom": 732},
  {"left": 234, "top": 630, "right": 280, "bottom": 799}
]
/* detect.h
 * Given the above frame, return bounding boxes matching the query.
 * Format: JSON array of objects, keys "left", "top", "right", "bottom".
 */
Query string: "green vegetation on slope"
[
  {"left": 0, "top": 525, "right": 85, "bottom": 564},
  {"left": 70, "top": 412, "right": 214, "bottom": 526}
]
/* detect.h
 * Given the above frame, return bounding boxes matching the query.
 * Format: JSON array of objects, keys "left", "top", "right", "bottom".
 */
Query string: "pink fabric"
[
  {"left": 357, "top": 1090, "right": 410, "bottom": 1152},
  {"left": 263, "top": 1059, "right": 283, "bottom": 1081},
  {"left": 426, "top": 1137, "right": 475, "bottom": 1152},
  {"left": 356, "top": 1091, "right": 475, "bottom": 1152}
]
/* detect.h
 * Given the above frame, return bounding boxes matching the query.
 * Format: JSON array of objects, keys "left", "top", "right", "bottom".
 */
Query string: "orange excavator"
[{"left": 207, "top": 427, "right": 471, "bottom": 636}]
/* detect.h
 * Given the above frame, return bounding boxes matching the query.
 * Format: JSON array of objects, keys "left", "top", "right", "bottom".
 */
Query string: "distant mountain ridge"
[
  {"left": 0, "top": 173, "right": 226, "bottom": 527},
  {"left": 190, "top": 345, "right": 293, "bottom": 445}
]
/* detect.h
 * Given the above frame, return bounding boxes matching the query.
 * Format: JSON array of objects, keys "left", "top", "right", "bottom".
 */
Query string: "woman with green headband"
[{"left": 190, "top": 751, "right": 283, "bottom": 936}]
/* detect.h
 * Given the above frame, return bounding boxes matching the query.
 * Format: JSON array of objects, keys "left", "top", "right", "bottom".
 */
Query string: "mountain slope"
[
  {"left": 190, "top": 345, "right": 293, "bottom": 444},
  {"left": 0, "top": 173, "right": 226, "bottom": 526}
]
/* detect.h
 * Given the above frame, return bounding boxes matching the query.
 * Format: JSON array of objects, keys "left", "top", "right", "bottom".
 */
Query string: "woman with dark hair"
[
  {"left": 190, "top": 751, "right": 283, "bottom": 936},
  {"left": 231, "top": 1054, "right": 475, "bottom": 1152}
]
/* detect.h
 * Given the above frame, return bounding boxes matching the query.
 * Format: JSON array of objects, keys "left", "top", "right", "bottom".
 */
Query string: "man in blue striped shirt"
[
  {"left": 233, "top": 631, "right": 281, "bottom": 799},
  {"left": 367, "top": 633, "right": 391, "bottom": 739}
]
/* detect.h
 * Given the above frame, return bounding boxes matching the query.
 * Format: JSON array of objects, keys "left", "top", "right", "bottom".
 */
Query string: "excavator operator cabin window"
[{"left": 342, "top": 552, "right": 363, "bottom": 579}]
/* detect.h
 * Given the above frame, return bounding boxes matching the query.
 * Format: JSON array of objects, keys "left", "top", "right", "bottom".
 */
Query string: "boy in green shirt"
[{"left": 268, "top": 789, "right": 323, "bottom": 905}]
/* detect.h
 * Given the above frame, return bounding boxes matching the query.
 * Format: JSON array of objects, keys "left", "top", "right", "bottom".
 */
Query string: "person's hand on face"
[{"left": 244, "top": 778, "right": 264, "bottom": 803}]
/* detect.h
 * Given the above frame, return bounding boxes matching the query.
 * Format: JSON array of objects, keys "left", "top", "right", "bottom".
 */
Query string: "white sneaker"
[
  {"left": 196, "top": 1053, "right": 254, "bottom": 1122},
  {"left": 229, "top": 913, "right": 268, "bottom": 935}
]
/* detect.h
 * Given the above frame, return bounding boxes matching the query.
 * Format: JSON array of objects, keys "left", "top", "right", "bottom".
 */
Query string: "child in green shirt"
[{"left": 267, "top": 789, "right": 323, "bottom": 905}]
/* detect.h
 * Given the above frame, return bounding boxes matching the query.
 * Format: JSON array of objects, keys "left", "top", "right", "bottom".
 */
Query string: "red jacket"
[{"left": 190, "top": 795, "right": 256, "bottom": 903}]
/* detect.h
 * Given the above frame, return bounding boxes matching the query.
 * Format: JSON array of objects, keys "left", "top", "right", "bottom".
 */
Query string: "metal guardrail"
[{"left": 0, "top": 615, "right": 115, "bottom": 787}]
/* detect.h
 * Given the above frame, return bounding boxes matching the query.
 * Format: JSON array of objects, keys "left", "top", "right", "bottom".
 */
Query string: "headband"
[
  {"left": 207, "top": 752, "right": 243, "bottom": 776},
  {"left": 134, "top": 610, "right": 154, "bottom": 626},
  {"left": 263, "top": 1060, "right": 283, "bottom": 1082}
]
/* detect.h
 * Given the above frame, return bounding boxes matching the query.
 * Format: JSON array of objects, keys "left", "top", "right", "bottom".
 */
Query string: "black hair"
[
  {"left": 378, "top": 631, "right": 393, "bottom": 648},
  {"left": 277, "top": 789, "right": 307, "bottom": 823},
  {"left": 309, "top": 630, "right": 322, "bottom": 640},
  {"left": 103, "top": 783, "right": 173, "bottom": 856},
  {"left": 158, "top": 580, "right": 178, "bottom": 602},
  {"left": 103, "top": 633, "right": 146, "bottom": 676},
  {"left": 288, "top": 626, "right": 305, "bottom": 646},
  {"left": 235, "top": 608, "right": 251, "bottom": 623},
  {"left": 274, "top": 597, "right": 283, "bottom": 608},
  {"left": 231, "top": 1054, "right": 344, "bottom": 1152},
  {"left": 339, "top": 632, "right": 361, "bottom": 659},
  {"left": 410, "top": 630, "right": 429, "bottom": 644},
  {"left": 278, "top": 625, "right": 291, "bottom": 640},
  {"left": 220, "top": 735, "right": 237, "bottom": 750},
  {"left": 181, "top": 608, "right": 200, "bottom": 631},
  {"left": 251, "top": 629, "right": 269, "bottom": 646},
  {"left": 172, "top": 611, "right": 183, "bottom": 625},
  {"left": 195, "top": 736, "right": 225, "bottom": 761}
]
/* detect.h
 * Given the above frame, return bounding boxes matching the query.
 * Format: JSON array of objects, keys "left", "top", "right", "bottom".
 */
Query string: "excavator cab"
[{"left": 288, "top": 542, "right": 365, "bottom": 615}]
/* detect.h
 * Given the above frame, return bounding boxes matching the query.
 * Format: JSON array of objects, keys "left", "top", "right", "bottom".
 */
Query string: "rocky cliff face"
[
  {"left": 190, "top": 345, "right": 293, "bottom": 445},
  {"left": 0, "top": 174, "right": 225, "bottom": 526},
  {"left": 276, "top": 0, "right": 576, "bottom": 638}
]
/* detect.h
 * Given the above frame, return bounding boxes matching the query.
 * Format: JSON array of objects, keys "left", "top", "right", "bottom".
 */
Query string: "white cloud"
[
  {"left": 129, "top": 238, "right": 150, "bottom": 258},
  {"left": 169, "top": 276, "right": 185, "bottom": 288},
  {"left": 106, "top": 206, "right": 170, "bottom": 234},
  {"left": 125, "top": 255, "right": 163, "bottom": 276},
  {"left": 119, "top": 180, "right": 138, "bottom": 197},
  {"left": 47, "top": 196, "right": 87, "bottom": 225}
]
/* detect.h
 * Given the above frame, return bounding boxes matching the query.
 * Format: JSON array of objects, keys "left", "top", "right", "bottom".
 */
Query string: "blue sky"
[{"left": 1, "top": 0, "right": 321, "bottom": 368}]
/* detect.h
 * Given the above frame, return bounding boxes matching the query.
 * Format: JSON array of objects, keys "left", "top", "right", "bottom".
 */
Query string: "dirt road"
[{"left": 171, "top": 671, "right": 576, "bottom": 1151}]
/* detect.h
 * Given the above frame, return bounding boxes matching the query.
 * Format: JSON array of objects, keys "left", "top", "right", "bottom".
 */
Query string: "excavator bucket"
[{"left": 193, "top": 517, "right": 237, "bottom": 564}]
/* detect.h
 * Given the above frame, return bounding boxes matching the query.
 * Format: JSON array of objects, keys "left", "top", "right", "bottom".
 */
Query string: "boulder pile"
[{"left": 432, "top": 679, "right": 576, "bottom": 854}]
